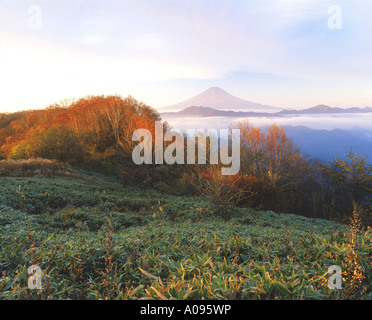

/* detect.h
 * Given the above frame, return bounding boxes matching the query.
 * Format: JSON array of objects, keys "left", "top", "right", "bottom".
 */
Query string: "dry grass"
[
  {"left": 0, "top": 159, "right": 82, "bottom": 179},
  {"left": 341, "top": 204, "right": 368, "bottom": 299}
]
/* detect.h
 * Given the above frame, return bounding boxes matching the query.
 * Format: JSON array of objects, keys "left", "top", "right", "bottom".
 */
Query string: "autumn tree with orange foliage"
[
  {"left": 230, "top": 122, "right": 305, "bottom": 187},
  {"left": 186, "top": 122, "right": 308, "bottom": 211},
  {"left": 224, "top": 121, "right": 309, "bottom": 211}
]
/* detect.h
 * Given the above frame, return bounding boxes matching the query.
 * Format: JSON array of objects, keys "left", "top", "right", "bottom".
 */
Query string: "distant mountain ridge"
[
  {"left": 161, "top": 105, "right": 372, "bottom": 118},
  {"left": 278, "top": 105, "right": 372, "bottom": 115}
]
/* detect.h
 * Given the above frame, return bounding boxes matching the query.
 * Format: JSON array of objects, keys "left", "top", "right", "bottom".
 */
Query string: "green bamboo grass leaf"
[
  {"left": 1, "top": 176, "right": 369, "bottom": 300},
  {"left": 138, "top": 267, "right": 158, "bottom": 280},
  {"left": 275, "top": 282, "right": 291, "bottom": 297}
]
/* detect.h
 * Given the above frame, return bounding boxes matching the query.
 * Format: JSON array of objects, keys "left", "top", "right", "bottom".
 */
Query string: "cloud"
[
  {"left": 162, "top": 113, "right": 372, "bottom": 132},
  {"left": 123, "top": 32, "right": 166, "bottom": 51},
  {"left": 81, "top": 34, "right": 106, "bottom": 45}
]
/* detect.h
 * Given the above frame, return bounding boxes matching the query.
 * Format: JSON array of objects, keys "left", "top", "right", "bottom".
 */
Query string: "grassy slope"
[{"left": 0, "top": 176, "right": 371, "bottom": 300}]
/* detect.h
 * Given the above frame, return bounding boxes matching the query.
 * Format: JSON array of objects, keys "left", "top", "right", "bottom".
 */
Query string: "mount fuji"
[{"left": 160, "top": 87, "right": 280, "bottom": 113}]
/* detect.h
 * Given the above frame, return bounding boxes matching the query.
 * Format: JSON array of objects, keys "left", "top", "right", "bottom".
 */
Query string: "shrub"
[{"left": 191, "top": 166, "right": 256, "bottom": 206}]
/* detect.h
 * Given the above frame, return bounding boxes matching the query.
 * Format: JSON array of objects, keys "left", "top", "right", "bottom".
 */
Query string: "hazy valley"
[{"left": 160, "top": 88, "right": 372, "bottom": 163}]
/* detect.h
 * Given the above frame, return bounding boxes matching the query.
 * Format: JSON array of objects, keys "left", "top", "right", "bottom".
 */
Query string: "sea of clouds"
[{"left": 162, "top": 113, "right": 372, "bottom": 136}]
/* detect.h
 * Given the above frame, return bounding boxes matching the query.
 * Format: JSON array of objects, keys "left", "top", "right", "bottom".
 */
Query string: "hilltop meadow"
[{"left": 0, "top": 167, "right": 370, "bottom": 300}]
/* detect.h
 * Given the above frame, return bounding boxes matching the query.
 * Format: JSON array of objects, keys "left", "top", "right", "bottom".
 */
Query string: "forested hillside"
[
  {"left": 1, "top": 96, "right": 371, "bottom": 225},
  {"left": 0, "top": 95, "right": 160, "bottom": 162}
]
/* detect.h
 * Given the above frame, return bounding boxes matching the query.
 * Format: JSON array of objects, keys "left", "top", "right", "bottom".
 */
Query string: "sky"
[{"left": 0, "top": 0, "right": 372, "bottom": 112}]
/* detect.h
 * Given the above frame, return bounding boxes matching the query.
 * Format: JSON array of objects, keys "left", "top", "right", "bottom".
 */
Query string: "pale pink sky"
[{"left": 0, "top": 0, "right": 372, "bottom": 112}]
